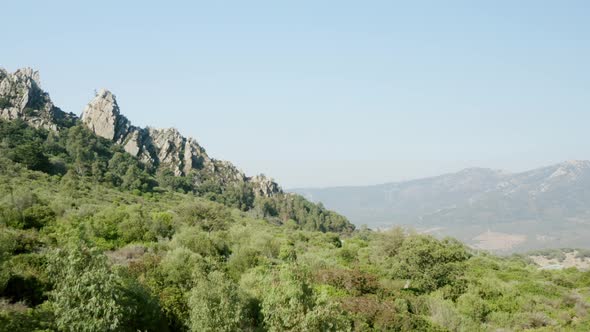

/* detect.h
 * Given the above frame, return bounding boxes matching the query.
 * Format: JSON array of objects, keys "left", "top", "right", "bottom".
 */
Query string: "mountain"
[
  {"left": 0, "top": 67, "right": 279, "bottom": 196},
  {"left": 0, "top": 67, "right": 353, "bottom": 233},
  {"left": 3, "top": 68, "right": 590, "bottom": 331},
  {"left": 0, "top": 68, "right": 76, "bottom": 130},
  {"left": 292, "top": 162, "right": 590, "bottom": 251}
]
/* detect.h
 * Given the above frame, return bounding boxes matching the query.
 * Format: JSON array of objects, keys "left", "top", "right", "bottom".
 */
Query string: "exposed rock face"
[
  {"left": 81, "top": 89, "right": 214, "bottom": 176},
  {"left": 81, "top": 89, "right": 131, "bottom": 142},
  {"left": 81, "top": 88, "right": 282, "bottom": 195},
  {"left": 0, "top": 68, "right": 75, "bottom": 130},
  {"left": 0, "top": 67, "right": 282, "bottom": 197},
  {"left": 250, "top": 175, "right": 282, "bottom": 197}
]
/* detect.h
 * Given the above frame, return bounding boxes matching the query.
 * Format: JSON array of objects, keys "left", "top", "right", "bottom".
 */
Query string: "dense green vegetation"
[
  {"left": 1, "top": 118, "right": 590, "bottom": 331},
  {"left": 0, "top": 119, "right": 352, "bottom": 233}
]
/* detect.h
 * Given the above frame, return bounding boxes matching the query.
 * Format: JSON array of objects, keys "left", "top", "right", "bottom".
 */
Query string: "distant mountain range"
[{"left": 292, "top": 161, "right": 590, "bottom": 252}]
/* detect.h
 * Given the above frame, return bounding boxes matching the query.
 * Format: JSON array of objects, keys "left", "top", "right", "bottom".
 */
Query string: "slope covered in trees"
[
  {"left": 1, "top": 118, "right": 590, "bottom": 331},
  {"left": 0, "top": 119, "right": 351, "bottom": 233}
]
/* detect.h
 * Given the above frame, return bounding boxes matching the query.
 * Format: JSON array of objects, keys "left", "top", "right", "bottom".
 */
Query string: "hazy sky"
[{"left": 2, "top": 1, "right": 590, "bottom": 188}]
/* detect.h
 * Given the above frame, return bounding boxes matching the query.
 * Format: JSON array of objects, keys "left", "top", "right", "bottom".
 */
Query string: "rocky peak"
[
  {"left": 541, "top": 160, "right": 590, "bottom": 186},
  {"left": 82, "top": 89, "right": 132, "bottom": 143},
  {"left": 0, "top": 67, "right": 74, "bottom": 130},
  {"left": 81, "top": 90, "right": 214, "bottom": 177},
  {"left": 144, "top": 127, "right": 210, "bottom": 176},
  {"left": 78, "top": 85, "right": 282, "bottom": 196},
  {"left": 250, "top": 175, "right": 283, "bottom": 196},
  {"left": 555, "top": 160, "right": 590, "bottom": 173},
  {"left": 1, "top": 67, "right": 282, "bottom": 197}
]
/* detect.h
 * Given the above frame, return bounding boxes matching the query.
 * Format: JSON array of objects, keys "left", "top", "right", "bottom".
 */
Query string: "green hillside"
[{"left": 1, "top": 118, "right": 590, "bottom": 331}]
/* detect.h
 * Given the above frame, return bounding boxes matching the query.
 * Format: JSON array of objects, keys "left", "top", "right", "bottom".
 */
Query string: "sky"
[{"left": 2, "top": 1, "right": 590, "bottom": 188}]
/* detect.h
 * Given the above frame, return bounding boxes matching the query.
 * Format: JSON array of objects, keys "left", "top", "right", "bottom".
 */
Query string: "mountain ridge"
[
  {"left": 292, "top": 160, "right": 590, "bottom": 251},
  {"left": 0, "top": 67, "right": 281, "bottom": 197},
  {"left": 290, "top": 162, "right": 590, "bottom": 191}
]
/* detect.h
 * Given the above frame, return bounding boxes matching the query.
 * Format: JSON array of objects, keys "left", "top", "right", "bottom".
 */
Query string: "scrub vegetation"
[{"left": 1, "top": 119, "right": 590, "bottom": 331}]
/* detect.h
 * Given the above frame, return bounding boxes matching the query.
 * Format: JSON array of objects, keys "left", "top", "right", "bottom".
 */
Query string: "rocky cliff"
[
  {"left": 0, "top": 68, "right": 281, "bottom": 196},
  {"left": 0, "top": 68, "right": 75, "bottom": 130}
]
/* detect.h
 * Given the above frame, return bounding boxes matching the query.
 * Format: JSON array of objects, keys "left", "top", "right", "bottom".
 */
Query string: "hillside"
[
  {"left": 293, "top": 162, "right": 590, "bottom": 252},
  {"left": 1, "top": 142, "right": 590, "bottom": 331},
  {"left": 0, "top": 67, "right": 353, "bottom": 233},
  {"left": 1, "top": 68, "right": 278, "bottom": 195},
  {"left": 1, "top": 68, "right": 590, "bottom": 331}
]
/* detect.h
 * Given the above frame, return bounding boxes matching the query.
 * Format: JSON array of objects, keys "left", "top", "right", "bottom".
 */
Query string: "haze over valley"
[{"left": 293, "top": 161, "right": 590, "bottom": 252}]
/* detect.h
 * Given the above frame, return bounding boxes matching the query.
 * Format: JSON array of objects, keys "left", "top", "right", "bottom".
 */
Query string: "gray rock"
[
  {"left": 82, "top": 89, "right": 131, "bottom": 142},
  {"left": 0, "top": 67, "right": 282, "bottom": 197},
  {"left": 0, "top": 67, "right": 75, "bottom": 130},
  {"left": 80, "top": 87, "right": 282, "bottom": 196},
  {"left": 250, "top": 175, "right": 283, "bottom": 197}
]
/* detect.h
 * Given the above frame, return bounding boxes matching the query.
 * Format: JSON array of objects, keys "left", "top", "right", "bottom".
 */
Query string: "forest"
[{"left": 1, "top": 118, "right": 590, "bottom": 331}]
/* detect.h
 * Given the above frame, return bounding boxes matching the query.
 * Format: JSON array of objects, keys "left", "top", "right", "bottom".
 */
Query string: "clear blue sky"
[{"left": 2, "top": 1, "right": 590, "bottom": 188}]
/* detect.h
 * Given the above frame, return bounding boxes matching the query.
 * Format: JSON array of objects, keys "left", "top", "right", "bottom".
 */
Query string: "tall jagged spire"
[{"left": 81, "top": 89, "right": 130, "bottom": 142}]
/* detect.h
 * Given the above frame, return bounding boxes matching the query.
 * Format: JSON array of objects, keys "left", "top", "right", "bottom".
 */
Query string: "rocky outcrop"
[
  {"left": 250, "top": 175, "right": 282, "bottom": 197},
  {"left": 81, "top": 89, "right": 214, "bottom": 176},
  {"left": 0, "top": 68, "right": 75, "bottom": 130},
  {"left": 0, "top": 67, "right": 282, "bottom": 197},
  {"left": 81, "top": 89, "right": 132, "bottom": 142},
  {"left": 81, "top": 88, "right": 282, "bottom": 195}
]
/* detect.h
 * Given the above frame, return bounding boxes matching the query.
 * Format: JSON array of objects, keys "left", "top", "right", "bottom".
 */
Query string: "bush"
[
  {"left": 188, "top": 271, "right": 247, "bottom": 332},
  {"left": 314, "top": 268, "right": 378, "bottom": 296},
  {"left": 22, "top": 204, "right": 55, "bottom": 229},
  {"left": 47, "top": 244, "right": 128, "bottom": 332},
  {"left": 175, "top": 201, "right": 233, "bottom": 232},
  {"left": 457, "top": 291, "right": 490, "bottom": 322},
  {"left": 392, "top": 235, "right": 470, "bottom": 293},
  {"left": 0, "top": 97, "right": 12, "bottom": 109}
]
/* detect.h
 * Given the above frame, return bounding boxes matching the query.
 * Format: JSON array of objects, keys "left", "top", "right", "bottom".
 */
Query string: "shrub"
[
  {"left": 0, "top": 97, "right": 12, "bottom": 109},
  {"left": 175, "top": 201, "right": 233, "bottom": 232},
  {"left": 457, "top": 291, "right": 490, "bottom": 322},
  {"left": 519, "top": 312, "right": 554, "bottom": 329},
  {"left": 314, "top": 268, "right": 378, "bottom": 296},
  {"left": 47, "top": 244, "right": 127, "bottom": 332},
  {"left": 188, "top": 271, "right": 247, "bottom": 332},
  {"left": 392, "top": 235, "right": 470, "bottom": 293}
]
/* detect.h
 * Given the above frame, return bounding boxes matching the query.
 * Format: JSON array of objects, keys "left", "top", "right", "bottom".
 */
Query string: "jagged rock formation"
[
  {"left": 0, "top": 68, "right": 75, "bottom": 130},
  {"left": 80, "top": 89, "right": 279, "bottom": 193},
  {"left": 0, "top": 68, "right": 281, "bottom": 197},
  {"left": 250, "top": 175, "right": 282, "bottom": 197}
]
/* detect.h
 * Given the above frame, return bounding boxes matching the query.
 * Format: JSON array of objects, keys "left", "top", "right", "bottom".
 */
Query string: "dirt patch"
[
  {"left": 471, "top": 230, "right": 527, "bottom": 251},
  {"left": 530, "top": 251, "right": 590, "bottom": 270}
]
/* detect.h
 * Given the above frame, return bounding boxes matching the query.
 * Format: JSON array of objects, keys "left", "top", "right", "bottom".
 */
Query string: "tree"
[
  {"left": 175, "top": 201, "right": 233, "bottom": 233},
  {"left": 0, "top": 120, "right": 50, "bottom": 172},
  {"left": 121, "top": 164, "right": 151, "bottom": 192},
  {"left": 188, "top": 271, "right": 247, "bottom": 332},
  {"left": 260, "top": 265, "right": 350, "bottom": 331},
  {"left": 9, "top": 142, "right": 50, "bottom": 172},
  {"left": 153, "top": 247, "right": 209, "bottom": 329},
  {"left": 47, "top": 244, "right": 127, "bottom": 332},
  {"left": 392, "top": 235, "right": 470, "bottom": 293},
  {"left": 221, "top": 182, "right": 255, "bottom": 211},
  {"left": 457, "top": 290, "right": 490, "bottom": 322}
]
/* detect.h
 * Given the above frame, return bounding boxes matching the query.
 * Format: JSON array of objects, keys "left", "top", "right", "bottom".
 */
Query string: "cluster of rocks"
[
  {"left": 0, "top": 67, "right": 282, "bottom": 197},
  {"left": 0, "top": 68, "right": 75, "bottom": 130},
  {"left": 81, "top": 88, "right": 212, "bottom": 177}
]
